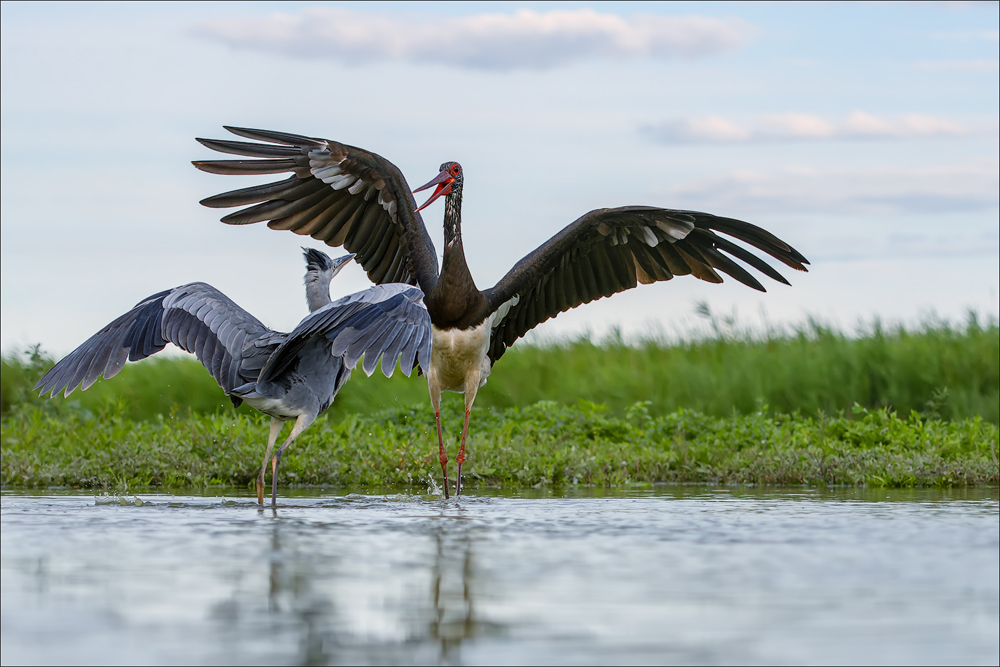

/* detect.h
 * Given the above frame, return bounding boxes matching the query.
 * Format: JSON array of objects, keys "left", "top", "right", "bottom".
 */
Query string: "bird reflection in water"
[
  {"left": 429, "top": 529, "right": 477, "bottom": 660},
  {"left": 258, "top": 510, "right": 501, "bottom": 664},
  {"left": 267, "top": 521, "right": 334, "bottom": 665}
]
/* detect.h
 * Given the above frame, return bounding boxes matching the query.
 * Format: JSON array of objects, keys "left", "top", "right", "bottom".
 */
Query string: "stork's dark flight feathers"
[
  {"left": 195, "top": 127, "right": 439, "bottom": 291},
  {"left": 195, "top": 127, "right": 809, "bottom": 497}
]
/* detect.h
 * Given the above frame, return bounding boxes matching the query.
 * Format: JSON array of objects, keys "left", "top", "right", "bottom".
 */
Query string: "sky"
[{"left": 1, "top": 1, "right": 998, "bottom": 356}]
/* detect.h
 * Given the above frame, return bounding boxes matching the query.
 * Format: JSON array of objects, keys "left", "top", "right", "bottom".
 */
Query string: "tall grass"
[{"left": 3, "top": 315, "right": 997, "bottom": 424}]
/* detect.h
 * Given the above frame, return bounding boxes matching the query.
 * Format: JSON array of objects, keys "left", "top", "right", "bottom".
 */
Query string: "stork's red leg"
[
  {"left": 456, "top": 408, "right": 471, "bottom": 496},
  {"left": 429, "top": 381, "right": 449, "bottom": 499},
  {"left": 456, "top": 374, "right": 481, "bottom": 497},
  {"left": 435, "top": 409, "right": 449, "bottom": 499}
]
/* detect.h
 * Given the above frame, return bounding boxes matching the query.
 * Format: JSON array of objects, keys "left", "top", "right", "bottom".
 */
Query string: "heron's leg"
[
  {"left": 428, "top": 380, "right": 449, "bottom": 499},
  {"left": 456, "top": 373, "right": 481, "bottom": 497},
  {"left": 258, "top": 418, "right": 284, "bottom": 506},
  {"left": 271, "top": 414, "right": 314, "bottom": 508}
]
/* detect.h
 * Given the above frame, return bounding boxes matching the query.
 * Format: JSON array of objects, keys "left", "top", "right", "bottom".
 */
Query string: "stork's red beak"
[{"left": 414, "top": 171, "right": 455, "bottom": 212}]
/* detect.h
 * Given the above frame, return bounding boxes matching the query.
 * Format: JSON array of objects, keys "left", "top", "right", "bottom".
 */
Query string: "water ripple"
[{"left": 2, "top": 487, "right": 997, "bottom": 665}]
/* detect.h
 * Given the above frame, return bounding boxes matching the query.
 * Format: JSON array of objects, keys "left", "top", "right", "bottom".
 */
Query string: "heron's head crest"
[{"left": 303, "top": 247, "right": 334, "bottom": 273}]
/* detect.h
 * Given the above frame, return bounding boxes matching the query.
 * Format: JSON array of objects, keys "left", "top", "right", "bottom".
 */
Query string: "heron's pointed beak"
[
  {"left": 330, "top": 253, "right": 355, "bottom": 277},
  {"left": 332, "top": 253, "right": 356, "bottom": 271},
  {"left": 414, "top": 171, "right": 455, "bottom": 212}
]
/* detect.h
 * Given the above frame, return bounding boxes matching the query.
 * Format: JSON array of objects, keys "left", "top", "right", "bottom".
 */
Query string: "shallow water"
[{"left": 1, "top": 486, "right": 997, "bottom": 666}]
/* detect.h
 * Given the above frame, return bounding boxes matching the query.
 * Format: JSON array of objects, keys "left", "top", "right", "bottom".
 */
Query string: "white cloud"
[
  {"left": 656, "top": 161, "right": 999, "bottom": 215},
  {"left": 646, "top": 115, "right": 752, "bottom": 143},
  {"left": 930, "top": 29, "right": 1000, "bottom": 41},
  {"left": 643, "top": 111, "right": 984, "bottom": 144},
  {"left": 915, "top": 59, "right": 1000, "bottom": 72},
  {"left": 756, "top": 113, "right": 836, "bottom": 139},
  {"left": 196, "top": 7, "right": 755, "bottom": 70},
  {"left": 837, "top": 111, "right": 968, "bottom": 138}
]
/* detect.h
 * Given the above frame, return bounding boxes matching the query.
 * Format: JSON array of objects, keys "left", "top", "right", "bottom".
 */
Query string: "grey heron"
[
  {"left": 194, "top": 127, "right": 809, "bottom": 497},
  {"left": 35, "top": 248, "right": 432, "bottom": 506}
]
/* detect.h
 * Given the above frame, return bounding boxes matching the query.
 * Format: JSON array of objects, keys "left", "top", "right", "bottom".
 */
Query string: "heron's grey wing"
[
  {"left": 258, "top": 284, "right": 431, "bottom": 383},
  {"left": 193, "top": 127, "right": 439, "bottom": 293},
  {"left": 234, "top": 331, "right": 289, "bottom": 390},
  {"left": 34, "top": 283, "right": 272, "bottom": 398},
  {"left": 481, "top": 207, "right": 809, "bottom": 363}
]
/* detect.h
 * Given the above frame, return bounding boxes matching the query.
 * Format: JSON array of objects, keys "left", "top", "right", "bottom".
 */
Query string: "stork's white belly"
[{"left": 429, "top": 322, "right": 492, "bottom": 394}]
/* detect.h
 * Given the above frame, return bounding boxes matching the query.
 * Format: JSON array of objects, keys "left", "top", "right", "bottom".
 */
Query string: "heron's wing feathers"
[
  {"left": 34, "top": 283, "right": 273, "bottom": 398},
  {"left": 194, "top": 127, "right": 440, "bottom": 293},
  {"left": 258, "top": 284, "right": 431, "bottom": 383},
  {"left": 232, "top": 331, "right": 289, "bottom": 390},
  {"left": 482, "top": 207, "right": 809, "bottom": 363}
]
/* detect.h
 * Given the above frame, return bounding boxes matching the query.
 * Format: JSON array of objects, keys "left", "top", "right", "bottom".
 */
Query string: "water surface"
[{"left": 2, "top": 486, "right": 997, "bottom": 665}]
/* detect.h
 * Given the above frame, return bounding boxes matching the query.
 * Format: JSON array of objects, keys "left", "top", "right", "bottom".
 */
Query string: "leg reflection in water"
[
  {"left": 253, "top": 505, "right": 505, "bottom": 664},
  {"left": 430, "top": 528, "right": 479, "bottom": 661},
  {"left": 266, "top": 521, "right": 335, "bottom": 666}
]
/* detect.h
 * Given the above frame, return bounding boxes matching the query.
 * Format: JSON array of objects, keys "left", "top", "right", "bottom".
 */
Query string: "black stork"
[{"left": 193, "top": 127, "right": 809, "bottom": 497}]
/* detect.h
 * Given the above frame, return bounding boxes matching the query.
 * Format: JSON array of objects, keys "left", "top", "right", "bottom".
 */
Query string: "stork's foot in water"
[
  {"left": 455, "top": 406, "right": 471, "bottom": 496},
  {"left": 435, "top": 410, "right": 450, "bottom": 500},
  {"left": 256, "top": 475, "right": 265, "bottom": 506},
  {"left": 440, "top": 464, "right": 450, "bottom": 499}
]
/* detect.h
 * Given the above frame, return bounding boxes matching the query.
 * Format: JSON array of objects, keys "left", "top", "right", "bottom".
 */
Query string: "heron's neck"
[{"left": 304, "top": 271, "right": 333, "bottom": 312}]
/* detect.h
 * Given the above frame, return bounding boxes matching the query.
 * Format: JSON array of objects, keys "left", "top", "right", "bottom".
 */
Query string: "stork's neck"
[
  {"left": 440, "top": 189, "right": 476, "bottom": 289},
  {"left": 427, "top": 187, "right": 486, "bottom": 328},
  {"left": 442, "top": 188, "right": 468, "bottom": 262},
  {"left": 304, "top": 271, "right": 333, "bottom": 312}
]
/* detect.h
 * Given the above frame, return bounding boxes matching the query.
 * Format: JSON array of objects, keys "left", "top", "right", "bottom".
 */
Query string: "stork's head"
[{"left": 414, "top": 162, "right": 463, "bottom": 212}]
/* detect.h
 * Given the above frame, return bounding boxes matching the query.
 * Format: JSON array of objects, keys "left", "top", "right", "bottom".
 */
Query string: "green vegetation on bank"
[
  {"left": 2, "top": 316, "right": 997, "bottom": 490},
  {"left": 3, "top": 316, "right": 998, "bottom": 424},
  {"left": 2, "top": 402, "right": 996, "bottom": 489}
]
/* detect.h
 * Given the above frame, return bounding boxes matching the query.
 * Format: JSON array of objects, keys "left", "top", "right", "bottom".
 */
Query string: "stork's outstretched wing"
[
  {"left": 193, "top": 127, "right": 440, "bottom": 293},
  {"left": 259, "top": 284, "right": 432, "bottom": 382},
  {"left": 482, "top": 207, "right": 809, "bottom": 362},
  {"left": 34, "top": 283, "right": 273, "bottom": 398}
]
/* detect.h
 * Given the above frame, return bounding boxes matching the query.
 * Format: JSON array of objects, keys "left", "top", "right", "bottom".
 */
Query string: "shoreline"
[{"left": 4, "top": 403, "right": 996, "bottom": 490}]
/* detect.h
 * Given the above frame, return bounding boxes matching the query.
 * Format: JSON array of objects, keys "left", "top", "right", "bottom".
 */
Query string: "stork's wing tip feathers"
[{"left": 221, "top": 126, "right": 326, "bottom": 148}]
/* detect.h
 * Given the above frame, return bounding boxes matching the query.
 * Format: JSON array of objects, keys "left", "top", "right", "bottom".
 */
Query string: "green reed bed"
[
  {"left": 2, "top": 316, "right": 997, "bottom": 490},
  {"left": 3, "top": 316, "right": 998, "bottom": 424},
  {"left": 2, "top": 401, "right": 996, "bottom": 490}
]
